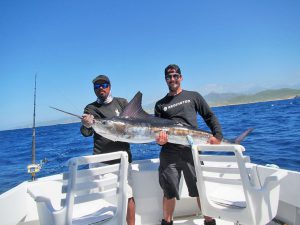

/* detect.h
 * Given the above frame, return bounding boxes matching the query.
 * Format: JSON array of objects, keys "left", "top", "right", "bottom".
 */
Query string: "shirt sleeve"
[
  {"left": 195, "top": 93, "right": 223, "bottom": 140},
  {"left": 154, "top": 102, "right": 162, "bottom": 118}
]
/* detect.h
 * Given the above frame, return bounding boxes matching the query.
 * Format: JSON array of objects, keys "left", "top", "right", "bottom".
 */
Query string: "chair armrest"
[
  {"left": 34, "top": 196, "right": 67, "bottom": 225},
  {"left": 35, "top": 196, "right": 57, "bottom": 212},
  {"left": 262, "top": 170, "right": 288, "bottom": 190},
  {"left": 27, "top": 186, "right": 56, "bottom": 212}
]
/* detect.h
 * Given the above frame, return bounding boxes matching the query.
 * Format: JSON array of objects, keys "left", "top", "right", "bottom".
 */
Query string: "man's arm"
[
  {"left": 154, "top": 103, "right": 168, "bottom": 145},
  {"left": 196, "top": 93, "right": 223, "bottom": 142},
  {"left": 80, "top": 106, "right": 95, "bottom": 137}
]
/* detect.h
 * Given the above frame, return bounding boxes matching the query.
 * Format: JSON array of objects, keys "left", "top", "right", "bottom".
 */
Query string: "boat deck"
[
  {"left": 173, "top": 215, "right": 232, "bottom": 225},
  {"left": 0, "top": 158, "right": 299, "bottom": 225},
  {"left": 148, "top": 215, "right": 279, "bottom": 225}
]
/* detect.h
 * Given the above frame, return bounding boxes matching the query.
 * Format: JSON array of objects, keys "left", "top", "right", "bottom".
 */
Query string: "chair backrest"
[
  {"left": 62, "top": 151, "right": 128, "bottom": 225},
  {"left": 191, "top": 144, "right": 283, "bottom": 225}
]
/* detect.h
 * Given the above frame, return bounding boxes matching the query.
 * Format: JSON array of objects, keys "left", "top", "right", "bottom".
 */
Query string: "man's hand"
[
  {"left": 81, "top": 114, "right": 94, "bottom": 128},
  {"left": 208, "top": 136, "right": 222, "bottom": 144},
  {"left": 156, "top": 130, "right": 168, "bottom": 145}
]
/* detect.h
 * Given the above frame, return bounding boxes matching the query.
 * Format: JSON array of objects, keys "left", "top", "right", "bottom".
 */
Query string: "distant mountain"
[
  {"left": 143, "top": 88, "right": 300, "bottom": 112},
  {"left": 204, "top": 92, "right": 241, "bottom": 105},
  {"left": 12, "top": 117, "right": 81, "bottom": 130},
  {"left": 9, "top": 88, "right": 297, "bottom": 131},
  {"left": 205, "top": 88, "right": 300, "bottom": 106},
  {"left": 36, "top": 117, "right": 81, "bottom": 127},
  {"left": 143, "top": 102, "right": 155, "bottom": 114}
]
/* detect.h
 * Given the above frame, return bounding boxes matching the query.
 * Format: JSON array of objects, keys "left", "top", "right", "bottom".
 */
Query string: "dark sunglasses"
[
  {"left": 94, "top": 83, "right": 110, "bottom": 89},
  {"left": 165, "top": 73, "right": 181, "bottom": 81}
]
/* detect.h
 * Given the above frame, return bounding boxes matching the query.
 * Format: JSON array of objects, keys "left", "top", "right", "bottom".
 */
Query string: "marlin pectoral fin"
[
  {"left": 234, "top": 128, "right": 254, "bottom": 144},
  {"left": 120, "top": 92, "right": 151, "bottom": 119}
]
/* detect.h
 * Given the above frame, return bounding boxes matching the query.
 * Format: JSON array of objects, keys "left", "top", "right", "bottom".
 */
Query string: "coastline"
[
  {"left": 0, "top": 118, "right": 81, "bottom": 132},
  {"left": 1, "top": 96, "right": 298, "bottom": 132},
  {"left": 210, "top": 96, "right": 296, "bottom": 108}
]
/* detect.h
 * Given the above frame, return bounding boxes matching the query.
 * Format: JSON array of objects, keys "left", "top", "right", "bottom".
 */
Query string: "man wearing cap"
[
  {"left": 80, "top": 75, "right": 135, "bottom": 225},
  {"left": 155, "top": 64, "right": 223, "bottom": 225}
]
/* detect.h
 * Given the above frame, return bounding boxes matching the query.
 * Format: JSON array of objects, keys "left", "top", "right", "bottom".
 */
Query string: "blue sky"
[{"left": 0, "top": 0, "right": 299, "bottom": 130}]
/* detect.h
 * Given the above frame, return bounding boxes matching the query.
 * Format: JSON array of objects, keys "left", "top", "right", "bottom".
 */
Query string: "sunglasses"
[
  {"left": 165, "top": 73, "right": 181, "bottom": 81},
  {"left": 94, "top": 83, "right": 110, "bottom": 89}
]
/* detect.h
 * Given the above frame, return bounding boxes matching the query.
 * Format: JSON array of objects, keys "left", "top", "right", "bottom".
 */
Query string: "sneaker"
[
  {"left": 204, "top": 219, "right": 216, "bottom": 225},
  {"left": 161, "top": 219, "right": 173, "bottom": 225}
]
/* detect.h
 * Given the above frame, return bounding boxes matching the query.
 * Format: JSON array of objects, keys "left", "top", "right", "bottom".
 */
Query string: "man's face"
[
  {"left": 94, "top": 81, "right": 111, "bottom": 100},
  {"left": 165, "top": 68, "right": 182, "bottom": 92}
]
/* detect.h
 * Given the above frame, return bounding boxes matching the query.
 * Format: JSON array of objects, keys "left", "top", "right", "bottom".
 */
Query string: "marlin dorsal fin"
[{"left": 120, "top": 91, "right": 150, "bottom": 118}]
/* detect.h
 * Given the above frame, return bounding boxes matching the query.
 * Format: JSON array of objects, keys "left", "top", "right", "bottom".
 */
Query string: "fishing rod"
[
  {"left": 49, "top": 106, "right": 83, "bottom": 119},
  {"left": 32, "top": 74, "right": 37, "bottom": 165},
  {"left": 27, "top": 75, "right": 47, "bottom": 181}
]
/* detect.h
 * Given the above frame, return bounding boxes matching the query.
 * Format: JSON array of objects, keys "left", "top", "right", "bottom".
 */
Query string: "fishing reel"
[
  {"left": 27, "top": 163, "right": 41, "bottom": 174},
  {"left": 27, "top": 158, "right": 48, "bottom": 180}
]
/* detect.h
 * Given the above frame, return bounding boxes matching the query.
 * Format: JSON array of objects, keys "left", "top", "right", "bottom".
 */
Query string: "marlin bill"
[{"left": 51, "top": 92, "right": 253, "bottom": 146}]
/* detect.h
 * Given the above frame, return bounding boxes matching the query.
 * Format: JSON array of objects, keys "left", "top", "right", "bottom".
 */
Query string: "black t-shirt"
[
  {"left": 80, "top": 97, "right": 132, "bottom": 163},
  {"left": 155, "top": 90, "right": 223, "bottom": 151}
]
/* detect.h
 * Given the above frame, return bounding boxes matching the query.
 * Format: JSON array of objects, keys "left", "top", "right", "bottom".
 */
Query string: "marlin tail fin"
[{"left": 234, "top": 128, "right": 254, "bottom": 144}]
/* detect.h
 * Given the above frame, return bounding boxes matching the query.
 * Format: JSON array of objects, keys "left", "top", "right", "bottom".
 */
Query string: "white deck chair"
[
  {"left": 187, "top": 138, "right": 287, "bottom": 225},
  {"left": 34, "top": 151, "right": 128, "bottom": 225}
]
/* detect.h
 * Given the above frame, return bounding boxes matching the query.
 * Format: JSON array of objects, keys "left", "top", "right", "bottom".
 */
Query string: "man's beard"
[
  {"left": 168, "top": 83, "right": 180, "bottom": 92},
  {"left": 98, "top": 92, "right": 108, "bottom": 100},
  {"left": 97, "top": 91, "right": 113, "bottom": 104}
]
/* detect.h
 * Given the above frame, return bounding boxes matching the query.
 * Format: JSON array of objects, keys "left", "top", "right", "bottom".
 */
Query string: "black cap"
[
  {"left": 164, "top": 64, "right": 181, "bottom": 76},
  {"left": 92, "top": 75, "right": 111, "bottom": 84}
]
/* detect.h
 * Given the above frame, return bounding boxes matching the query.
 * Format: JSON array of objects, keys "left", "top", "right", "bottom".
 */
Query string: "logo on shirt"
[
  {"left": 163, "top": 100, "right": 191, "bottom": 112},
  {"left": 115, "top": 109, "right": 120, "bottom": 116}
]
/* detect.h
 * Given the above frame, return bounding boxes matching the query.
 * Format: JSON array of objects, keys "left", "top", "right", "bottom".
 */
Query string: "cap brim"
[{"left": 93, "top": 78, "right": 110, "bottom": 84}]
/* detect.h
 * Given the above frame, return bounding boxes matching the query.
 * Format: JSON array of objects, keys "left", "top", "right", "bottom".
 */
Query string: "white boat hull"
[{"left": 0, "top": 158, "right": 299, "bottom": 225}]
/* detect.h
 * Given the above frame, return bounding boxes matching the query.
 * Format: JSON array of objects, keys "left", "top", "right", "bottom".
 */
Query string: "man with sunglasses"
[
  {"left": 155, "top": 64, "right": 223, "bottom": 225},
  {"left": 80, "top": 75, "right": 135, "bottom": 225}
]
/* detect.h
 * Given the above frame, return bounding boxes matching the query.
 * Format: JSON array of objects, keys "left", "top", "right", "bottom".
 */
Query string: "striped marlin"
[{"left": 51, "top": 92, "right": 253, "bottom": 145}]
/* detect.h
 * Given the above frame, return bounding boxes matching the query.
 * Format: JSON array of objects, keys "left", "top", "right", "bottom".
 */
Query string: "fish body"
[
  {"left": 91, "top": 92, "right": 252, "bottom": 145},
  {"left": 51, "top": 92, "right": 253, "bottom": 145},
  {"left": 93, "top": 117, "right": 225, "bottom": 145}
]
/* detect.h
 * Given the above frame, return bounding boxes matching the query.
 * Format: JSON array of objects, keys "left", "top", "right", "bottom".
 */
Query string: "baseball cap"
[{"left": 92, "top": 75, "right": 111, "bottom": 84}]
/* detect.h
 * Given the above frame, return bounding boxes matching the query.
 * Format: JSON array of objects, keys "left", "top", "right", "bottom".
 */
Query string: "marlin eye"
[{"left": 102, "top": 121, "right": 107, "bottom": 125}]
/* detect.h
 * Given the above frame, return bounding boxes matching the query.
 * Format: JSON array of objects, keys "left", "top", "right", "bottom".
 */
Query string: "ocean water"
[{"left": 0, "top": 99, "right": 299, "bottom": 194}]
